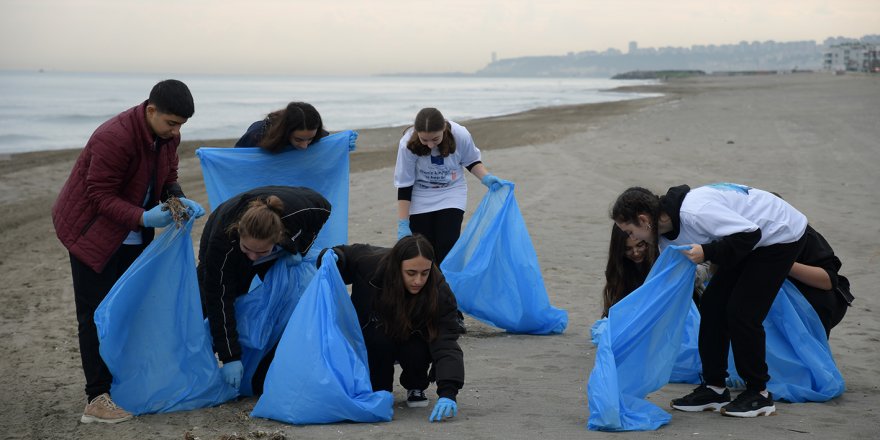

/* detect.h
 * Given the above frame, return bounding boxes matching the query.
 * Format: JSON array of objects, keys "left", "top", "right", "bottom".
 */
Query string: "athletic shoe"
[
  {"left": 671, "top": 384, "right": 731, "bottom": 412},
  {"left": 81, "top": 393, "right": 133, "bottom": 424},
  {"left": 406, "top": 389, "right": 429, "bottom": 408},
  {"left": 720, "top": 389, "right": 776, "bottom": 418}
]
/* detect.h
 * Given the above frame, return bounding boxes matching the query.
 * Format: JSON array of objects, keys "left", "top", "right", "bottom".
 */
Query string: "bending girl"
[
  {"left": 611, "top": 183, "right": 807, "bottom": 418},
  {"left": 320, "top": 235, "right": 465, "bottom": 422},
  {"left": 235, "top": 102, "right": 328, "bottom": 151},
  {"left": 197, "top": 185, "right": 331, "bottom": 394}
]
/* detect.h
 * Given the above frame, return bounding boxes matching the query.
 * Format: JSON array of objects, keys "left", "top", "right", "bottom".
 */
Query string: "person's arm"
[
  {"left": 200, "top": 230, "right": 244, "bottom": 363},
  {"left": 430, "top": 279, "right": 465, "bottom": 401},
  {"left": 85, "top": 134, "right": 148, "bottom": 230},
  {"left": 789, "top": 262, "right": 833, "bottom": 290},
  {"left": 468, "top": 162, "right": 490, "bottom": 180}
]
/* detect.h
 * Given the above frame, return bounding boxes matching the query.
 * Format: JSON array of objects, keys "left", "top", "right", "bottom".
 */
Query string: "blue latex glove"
[
  {"left": 481, "top": 174, "right": 503, "bottom": 191},
  {"left": 429, "top": 397, "right": 458, "bottom": 422},
  {"left": 397, "top": 219, "right": 412, "bottom": 240},
  {"left": 179, "top": 197, "right": 206, "bottom": 219},
  {"left": 291, "top": 252, "right": 303, "bottom": 265},
  {"left": 329, "top": 249, "right": 339, "bottom": 262},
  {"left": 142, "top": 203, "right": 174, "bottom": 228},
  {"left": 221, "top": 360, "right": 243, "bottom": 390}
]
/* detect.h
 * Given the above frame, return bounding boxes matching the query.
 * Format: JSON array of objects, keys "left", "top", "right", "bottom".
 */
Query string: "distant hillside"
[{"left": 475, "top": 35, "right": 879, "bottom": 78}]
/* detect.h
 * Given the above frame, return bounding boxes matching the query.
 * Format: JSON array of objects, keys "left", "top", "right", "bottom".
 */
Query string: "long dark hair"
[
  {"left": 601, "top": 224, "right": 657, "bottom": 317},
  {"left": 610, "top": 186, "right": 661, "bottom": 232},
  {"left": 374, "top": 235, "right": 441, "bottom": 341},
  {"left": 259, "top": 102, "right": 325, "bottom": 152},
  {"left": 405, "top": 107, "right": 456, "bottom": 157}
]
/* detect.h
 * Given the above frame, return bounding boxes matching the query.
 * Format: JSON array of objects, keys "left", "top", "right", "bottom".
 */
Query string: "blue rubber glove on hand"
[
  {"left": 397, "top": 219, "right": 412, "bottom": 240},
  {"left": 221, "top": 360, "right": 243, "bottom": 390},
  {"left": 429, "top": 397, "right": 458, "bottom": 422},
  {"left": 291, "top": 252, "right": 303, "bottom": 265},
  {"left": 329, "top": 249, "right": 339, "bottom": 262},
  {"left": 481, "top": 174, "right": 503, "bottom": 191},
  {"left": 179, "top": 197, "right": 206, "bottom": 219},
  {"left": 142, "top": 203, "right": 174, "bottom": 228}
]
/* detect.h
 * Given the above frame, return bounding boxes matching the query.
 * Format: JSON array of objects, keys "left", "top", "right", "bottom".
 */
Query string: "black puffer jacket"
[
  {"left": 197, "top": 185, "right": 331, "bottom": 362},
  {"left": 323, "top": 243, "right": 465, "bottom": 400}
]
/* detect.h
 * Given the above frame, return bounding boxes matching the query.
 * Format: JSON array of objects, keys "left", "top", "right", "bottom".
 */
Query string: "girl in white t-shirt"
[
  {"left": 611, "top": 183, "right": 807, "bottom": 418},
  {"left": 394, "top": 107, "right": 504, "bottom": 263}
]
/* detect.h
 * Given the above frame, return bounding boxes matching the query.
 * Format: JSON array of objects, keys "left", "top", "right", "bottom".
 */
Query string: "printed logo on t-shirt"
[
  {"left": 708, "top": 182, "right": 750, "bottom": 194},
  {"left": 431, "top": 155, "right": 444, "bottom": 165}
]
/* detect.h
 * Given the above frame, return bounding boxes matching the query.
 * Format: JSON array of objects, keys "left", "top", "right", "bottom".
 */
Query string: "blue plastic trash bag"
[
  {"left": 251, "top": 250, "right": 394, "bottom": 424},
  {"left": 724, "top": 280, "right": 845, "bottom": 402},
  {"left": 197, "top": 130, "right": 355, "bottom": 260},
  {"left": 587, "top": 247, "right": 695, "bottom": 431},
  {"left": 669, "top": 303, "right": 702, "bottom": 384},
  {"left": 95, "top": 218, "right": 237, "bottom": 414},
  {"left": 235, "top": 253, "right": 316, "bottom": 396},
  {"left": 440, "top": 182, "right": 568, "bottom": 334}
]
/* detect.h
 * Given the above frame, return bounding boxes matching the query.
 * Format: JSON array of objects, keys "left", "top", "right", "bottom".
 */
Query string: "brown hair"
[
  {"left": 405, "top": 107, "right": 456, "bottom": 157},
  {"left": 374, "top": 234, "right": 441, "bottom": 341},
  {"left": 226, "top": 195, "right": 286, "bottom": 242},
  {"left": 601, "top": 224, "right": 658, "bottom": 317},
  {"left": 258, "top": 102, "right": 324, "bottom": 153}
]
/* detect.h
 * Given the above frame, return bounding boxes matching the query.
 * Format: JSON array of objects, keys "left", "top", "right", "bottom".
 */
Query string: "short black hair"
[{"left": 148, "top": 79, "right": 194, "bottom": 118}]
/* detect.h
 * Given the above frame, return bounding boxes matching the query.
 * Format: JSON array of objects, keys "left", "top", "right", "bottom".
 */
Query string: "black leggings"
[
  {"left": 362, "top": 322, "right": 432, "bottom": 393},
  {"left": 409, "top": 208, "right": 464, "bottom": 264},
  {"left": 70, "top": 244, "right": 146, "bottom": 402},
  {"left": 698, "top": 235, "right": 806, "bottom": 391}
]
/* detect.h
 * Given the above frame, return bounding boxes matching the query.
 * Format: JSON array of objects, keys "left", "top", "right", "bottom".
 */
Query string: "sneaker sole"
[
  {"left": 720, "top": 405, "right": 776, "bottom": 418},
  {"left": 670, "top": 402, "right": 727, "bottom": 412},
  {"left": 406, "top": 400, "right": 430, "bottom": 408},
  {"left": 80, "top": 414, "right": 133, "bottom": 424}
]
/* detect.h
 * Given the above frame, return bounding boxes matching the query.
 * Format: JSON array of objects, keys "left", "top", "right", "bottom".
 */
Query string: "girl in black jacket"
[
  {"left": 321, "top": 235, "right": 465, "bottom": 422},
  {"left": 197, "top": 185, "right": 331, "bottom": 393}
]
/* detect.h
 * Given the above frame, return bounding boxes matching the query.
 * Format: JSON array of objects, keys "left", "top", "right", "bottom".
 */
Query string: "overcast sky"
[{"left": 1, "top": 0, "right": 876, "bottom": 76}]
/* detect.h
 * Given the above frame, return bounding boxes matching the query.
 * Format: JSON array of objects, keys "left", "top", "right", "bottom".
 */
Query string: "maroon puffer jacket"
[{"left": 52, "top": 101, "right": 184, "bottom": 273}]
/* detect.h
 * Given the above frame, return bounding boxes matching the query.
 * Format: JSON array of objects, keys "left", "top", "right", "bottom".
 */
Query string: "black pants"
[
  {"left": 363, "top": 322, "right": 431, "bottom": 393},
  {"left": 70, "top": 244, "right": 146, "bottom": 402},
  {"left": 698, "top": 235, "right": 806, "bottom": 391},
  {"left": 409, "top": 208, "right": 464, "bottom": 264}
]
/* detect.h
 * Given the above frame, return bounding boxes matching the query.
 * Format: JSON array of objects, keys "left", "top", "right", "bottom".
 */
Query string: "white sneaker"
[{"left": 81, "top": 393, "right": 133, "bottom": 424}]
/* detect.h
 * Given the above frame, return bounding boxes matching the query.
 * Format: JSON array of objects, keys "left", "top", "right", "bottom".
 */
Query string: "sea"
[{"left": 0, "top": 70, "right": 658, "bottom": 155}]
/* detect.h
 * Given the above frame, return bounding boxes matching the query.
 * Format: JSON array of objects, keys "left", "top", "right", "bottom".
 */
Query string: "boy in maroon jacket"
[{"left": 52, "top": 79, "right": 205, "bottom": 423}]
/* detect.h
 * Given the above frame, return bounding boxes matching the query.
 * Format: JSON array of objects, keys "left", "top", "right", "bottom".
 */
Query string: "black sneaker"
[
  {"left": 406, "top": 389, "right": 429, "bottom": 408},
  {"left": 720, "top": 390, "right": 776, "bottom": 417},
  {"left": 671, "top": 384, "right": 731, "bottom": 412}
]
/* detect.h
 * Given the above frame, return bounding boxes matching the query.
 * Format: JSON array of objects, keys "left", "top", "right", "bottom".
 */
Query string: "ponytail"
[{"left": 226, "top": 195, "right": 286, "bottom": 241}]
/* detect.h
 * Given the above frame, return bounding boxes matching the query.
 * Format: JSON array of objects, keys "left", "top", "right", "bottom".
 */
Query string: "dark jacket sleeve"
[
  {"left": 702, "top": 229, "right": 762, "bottom": 266},
  {"left": 235, "top": 120, "right": 266, "bottom": 147},
  {"left": 431, "top": 278, "right": 465, "bottom": 400},
  {"left": 198, "top": 208, "right": 249, "bottom": 362}
]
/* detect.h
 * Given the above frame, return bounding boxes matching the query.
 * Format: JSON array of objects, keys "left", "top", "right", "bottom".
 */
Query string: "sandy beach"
[{"left": 1, "top": 73, "right": 878, "bottom": 439}]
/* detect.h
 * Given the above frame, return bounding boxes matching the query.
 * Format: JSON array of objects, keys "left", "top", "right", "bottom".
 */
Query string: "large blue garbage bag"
[
  {"left": 196, "top": 130, "right": 355, "bottom": 260},
  {"left": 440, "top": 182, "right": 568, "bottom": 334},
  {"left": 235, "top": 254, "right": 316, "bottom": 396},
  {"left": 251, "top": 251, "right": 394, "bottom": 424},
  {"left": 95, "top": 218, "right": 237, "bottom": 414},
  {"left": 669, "top": 303, "right": 702, "bottom": 384},
  {"left": 586, "top": 247, "right": 695, "bottom": 431}
]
